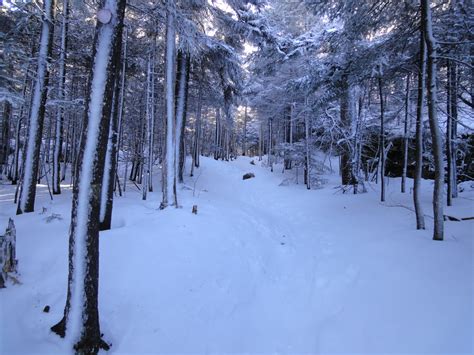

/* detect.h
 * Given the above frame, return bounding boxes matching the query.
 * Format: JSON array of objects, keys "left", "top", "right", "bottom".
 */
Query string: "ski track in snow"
[{"left": 0, "top": 156, "right": 472, "bottom": 354}]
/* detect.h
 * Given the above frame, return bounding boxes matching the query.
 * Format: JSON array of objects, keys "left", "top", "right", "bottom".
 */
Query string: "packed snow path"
[{"left": 1, "top": 156, "right": 472, "bottom": 354}]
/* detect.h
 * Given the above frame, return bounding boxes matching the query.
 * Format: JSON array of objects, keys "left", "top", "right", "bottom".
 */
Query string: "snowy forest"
[{"left": 0, "top": 0, "right": 473, "bottom": 354}]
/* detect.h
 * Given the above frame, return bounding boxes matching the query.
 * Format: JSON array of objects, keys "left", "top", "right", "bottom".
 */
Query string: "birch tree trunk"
[
  {"left": 17, "top": 0, "right": 55, "bottom": 214},
  {"left": 422, "top": 0, "right": 444, "bottom": 241},
  {"left": 50, "top": 1, "right": 126, "bottom": 352}
]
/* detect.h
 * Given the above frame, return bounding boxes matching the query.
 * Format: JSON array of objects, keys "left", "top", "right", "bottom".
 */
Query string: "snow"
[{"left": 0, "top": 156, "right": 473, "bottom": 354}]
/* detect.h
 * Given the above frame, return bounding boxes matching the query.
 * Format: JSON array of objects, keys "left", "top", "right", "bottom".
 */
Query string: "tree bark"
[
  {"left": 177, "top": 51, "right": 190, "bottom": 183},
  {"left": 422, "top": 0, "right": 444, "bottom": 241},
  {"left": 17, "top": 0, "right": 55, "bottom": 214},
  {"left": 52, "top": 0, "right": 69, "bottom": 195},
  {"left": 191, "top": 69, "right": 203, "bottom": 175},
  {"left": 402, "top": 73, "right": 410, "bottom": 193},
  {"left": 161, "top": 0, "right": 177, "bottom": 208},
  {"left": 51, "top": 1, "right": 126, "bottom": 353},
  {"left": 0, "top": 101, "right": 11, "bottom": 178},
  {"left": 340, "top": 74, "right": 353, "bottom": 186},
  {"left": 414, "top": 30, "right": 426, "bottom": 230},
  {"left": 378, "top": 77, "right": 386, "bottom": 202}
]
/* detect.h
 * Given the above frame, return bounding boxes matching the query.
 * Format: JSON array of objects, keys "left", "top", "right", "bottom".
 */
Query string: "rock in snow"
[{"left": 243, "top": 173, "right": 255, "bottom": 180}]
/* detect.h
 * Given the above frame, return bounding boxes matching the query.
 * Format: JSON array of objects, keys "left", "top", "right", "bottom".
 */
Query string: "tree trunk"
[
  {"left": 161, "top": 0, "right": 177, "bottom": 208},
  {"left": 115, "top": 27, "right": 127, "bottom": 195},
  {"left": 52, "top": 0, "right": 69, "bottom": 195},
  {"left": 50, "top": 1, "right": 126, "bottom": 353},
  {"left": 0, "top": 101, "right": 11, "bottom": 178},
  {"left": 177, "top": 51, "right": 190, "bottom": 183},
  {"left": 100, "top": 77, "right": 120, "bottom": 230},
  {"left": 402, "top": 73, "right": 410, "bottom": 193},
  {"left": 414, "top": 30, "right": 426, "bottom": 230},
  {"left": 243, "top": 105, "right": 248, "bottom": 156},
  {"left": 447, "top": 59, "right": 458, "bottom": 205},
  {"left": 11, "top": 117, "right": 23, "bottom": 185},
  {"left": 142, "top": 56, "right": 152, "bottom": 200},
  {"left": 304, "top": 97, "right": 311, "bottom": 189},
  {"left": 340, "top": 75, "right": 353, "bottom": 186},
  {"left": 17, "top": 0, "right": 55, "bottom": 214},
  {"left": 378, "top": 77, "right": 386, "bottom": 202},
  {"left": 214, "top": 108, "right": 221, "bottom": 160},
  {"left": 191, "top": 70, "right": 203, "bottom": 175},
  {"left": 422, "top": 0, "right": 444, "bottom": 241}
]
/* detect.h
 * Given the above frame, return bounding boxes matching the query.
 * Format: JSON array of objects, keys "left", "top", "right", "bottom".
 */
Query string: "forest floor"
[{"left": 0, "top": 156, "right": 473, "bottom": 354}]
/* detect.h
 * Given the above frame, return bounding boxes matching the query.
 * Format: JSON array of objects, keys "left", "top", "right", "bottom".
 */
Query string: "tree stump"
[{"left": 0, "top": 218, "right": 18, "bottom": 288}]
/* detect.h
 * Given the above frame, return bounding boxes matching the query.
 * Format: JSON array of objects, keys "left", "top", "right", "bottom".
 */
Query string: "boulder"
[{"left": 243, "top": 173, "right": 255, "bottom": 180}]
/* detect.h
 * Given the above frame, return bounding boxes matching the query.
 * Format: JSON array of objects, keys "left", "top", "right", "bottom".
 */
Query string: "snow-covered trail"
[{"left": 0, "top": 156, "right": 472, "bottom": 354}]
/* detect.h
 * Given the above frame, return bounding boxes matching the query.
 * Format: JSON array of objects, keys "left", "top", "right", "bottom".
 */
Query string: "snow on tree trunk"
[
  {"left": 17, "top": 0, "right": 55, "bottom": 214},
  {"left": 50, "top": 1, "right": 126, "bottom": 352},
  {"left": 161, "top": 0, "right": 177, "bottom": 208},
  {"left": 52, "top": 0, "right": 69, "bottom": 195},
  {"left": 422, "top": 0, "right": 444, "bottom": 241}
]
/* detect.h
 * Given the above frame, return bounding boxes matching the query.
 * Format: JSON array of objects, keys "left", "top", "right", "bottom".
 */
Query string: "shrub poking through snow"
[{"left": 243, "top": 173, "right": 255, "bottom": 180}]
